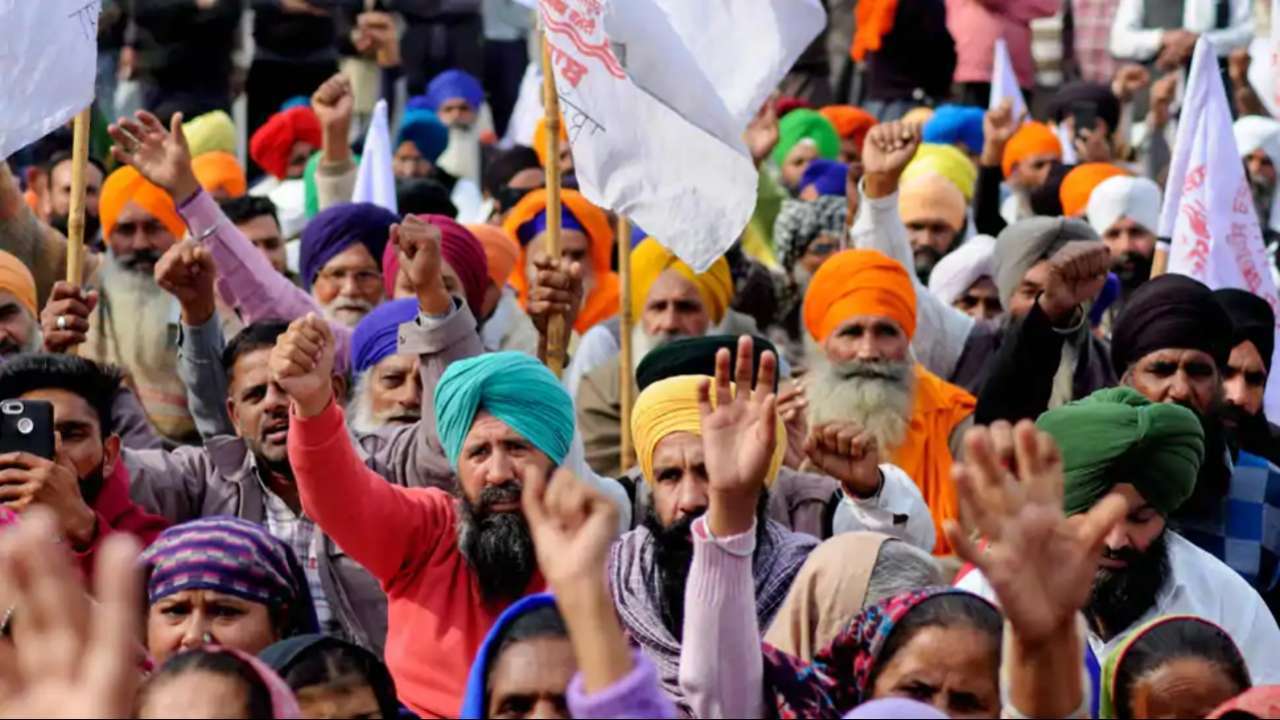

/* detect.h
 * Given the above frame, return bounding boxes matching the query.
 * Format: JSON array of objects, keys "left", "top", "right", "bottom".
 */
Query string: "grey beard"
[
  {"left": 347, "top": 370, "right": 422, "bottom": 435},
  {"left": 631, "top": 323, "right": 699, "bottom": 373},
  {"left": 804, "top": 339, "right": 915, "bottom": 455}
]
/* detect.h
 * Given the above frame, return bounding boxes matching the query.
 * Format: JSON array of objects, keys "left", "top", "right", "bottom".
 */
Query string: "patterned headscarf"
[{"left": 774, "top": 196, "right": 847, "bottom": 270}]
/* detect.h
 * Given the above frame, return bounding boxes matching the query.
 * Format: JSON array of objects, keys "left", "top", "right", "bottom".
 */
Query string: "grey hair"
[
  {"left": 346, "top": 368, "right": 377, "bottom": 434},
  {"left": 864, "top": 538, "right": 944, "bottom": 607}
]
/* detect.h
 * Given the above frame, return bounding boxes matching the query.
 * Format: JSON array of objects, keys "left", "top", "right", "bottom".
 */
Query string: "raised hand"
[
  {"left": 1037, "top": 240, "right": 1110, "bottom": 324},
  {"left": 523, "top": 467, "right": 619, "bottom": 590},
  {"left": 862, "top": 121, "right": 922, "bottom": 199},
  {"left": 745, "top": 97, "right": 780, "bottom": 166},
  {"left": 357, "top": 12, "right": 401, "bottom": 68},
  {"left": 269, "top": 314, "right": 336, "bottom": 418},
  {"left": 981, "top": 100, "right": 1019, "bottom": 167},
  {"left": 107, "top": 111, "right": 199, "bottom": 203},
  {"left": 804, "top": 422, "right": 881, "bottom": 498},
  {"left": 39, "top": 281, "right": 98, "bottom": 354},
  {"left": 527, "top": 255, "right": 583, "bottom": 338},
  {"left": 698, "top": 336, "right": 778, "bottom": 536},
  {"left": 390, "top": 216, "right": 449, "bottom": 315},
  {"left": 311, "top": 74, "right": 354, "bottom": 135},
  {"left": 0, "top": 508, "right": 142, "bottom": 720},
  {"left": 777, "top": 380, "right": 808, "bottom": 470},
  {"left": 1149, "top": 73, "right": 1179, "bottom": 129},
  {"left": 154, "top": 240, "right": 216, "bottom": 325},
  {"left": 1110, "top": 64, "right": 1151, "bottom": 104},
  {"left": 944, "top": 421, "right": 1127, "bottom": 647}
]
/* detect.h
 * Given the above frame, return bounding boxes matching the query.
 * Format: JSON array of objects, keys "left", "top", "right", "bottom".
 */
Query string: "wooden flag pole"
[
  {"left": 617, "top": 215, "right": 634, "bottom": 472},
  {"left": 1150, "top": 244, "right": 1169, "bottom": 279},
  {"left": 65, "top": 107, "right": 92, "bottom": 287},
  {"left": 540, "top": 35, "right": 568, "bottom": 377}
]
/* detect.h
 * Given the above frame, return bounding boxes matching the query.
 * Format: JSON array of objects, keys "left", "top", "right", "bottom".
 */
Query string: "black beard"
[
  {"left": 642, "top": 506, "right": 701, "bottom": 641},
  {"left": 1087, "top": 531, "right": 1170, "bottom": 641},
  {"left": 457, "top": 482, "right": 537, "bottom": 604},
  {"left": 913, "top": 246, "right": 943, "bottom": 285},
  {"left": 1181, "top": 404, "right": 1233, "bottom": 514},
  {"left": 50, "top": 212, "right": 100, "bottom": 241},
  {"left": 1112, "top": 251, "right": 1153, "bottom": 293},
  {"left": 79, "top": 461, "right": 106, "bottom": 508}
]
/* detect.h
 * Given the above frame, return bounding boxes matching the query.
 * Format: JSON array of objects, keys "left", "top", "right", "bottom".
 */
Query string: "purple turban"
[
  {"left": 300, "top": 203, "right": 398, "bottom": 290},
  {"left": 799, "top": 159, "right": 849, "bottom": 197},
  {"left": 421, "top": 69, "right": 485, "bottom": 112},
  {"left": 351, "top": 297, "right": 420, "bottom": 374}
]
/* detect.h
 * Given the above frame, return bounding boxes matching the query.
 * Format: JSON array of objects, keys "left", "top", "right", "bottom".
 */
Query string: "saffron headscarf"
[
  {"left": 819, "top": 106, "right": 877, "bottom": 153},
  {"left": 900, "top": 143, "right": 977, "bottom": 201},
  {"left": 630, "top": 238, "right": 733, "bottom": 325},
  {"left": 502, "top": 188, "right": 620, "bottom": 334},
  {"left": 899, "top": 170, "right": 966, "bottom": 232},
  {"left": 183, "top": 110, "right": 237, "bottom": 158},
  {"left": 191, "top": 151, "right": 247, "bottom": 199},
  {"left": 468, "top": 223, "right": 520, "bottom": 288},
  {"left": 850, "top": 0, "right": 899, "bottom": 61},
  {"left": 299, "top": 203, "right": 397, "bottom": 291},
  {"left": 631, "top": 374, "right": 785, "bottom": 488},
  {"left": 922, "top": 105, "right": 985, "bottom": 154},
  {"left": 380, "top": 214, "right": 489, "bottom": 315},
  {"left": 798, "top": 159, "right": 850, "bottom": 197},
  {"left": 423, "top": 69, "right": 486, "bottom": 112},
  {"left": 100, "top": 166, "right": 187, "bottom": 243},
  {"left": 0, "top": 250, "right": 38, "bottom": 317},
  {"left": 775, "top": 109, "right": 841, "bottom": 166},
  {"left": 351, "top": 297, "right": 419, "bottom": 375},
  {"left": 1035, "top": 387, "right": 1204, "bottom": 518},
  {"left": 1001, "top": 121, "right": 1063, "bottom": 178},
  {"left": 774, "top": 196, "right": 848, "bottom": 270},
  {"left": 1060, "top": 163, "right": 1129, "bottom": 218},
  {"left": 434, "top": 351, "right": 574, "bottom": 468},
  {"left": 397, "top": 109, "right": 449, "bottom": 162},
  {"left": 250, "top": 107, "right": 322, "bottom": 180},
  {"left": 532, "top": 115, "right": 569, "bottom": 168},
  {"left": 803, "top": 248, "right": 917, "bottom": 343},
  {"left": 458, "top": 593, "right": 560, "bottom": 719}
]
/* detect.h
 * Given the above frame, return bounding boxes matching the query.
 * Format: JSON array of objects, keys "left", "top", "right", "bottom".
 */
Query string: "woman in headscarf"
[
  {"left": 770, "top": 196, "right": 847, "bottom": 369},
  {"left": 140, "top": 517, "right": 318, "bottom": 665},
  {"left": 138, "top": 647, "right": 302, "bottom": 719},
  {"left": 261, "top": 634, "right": 400, "bottom": 720},
  {"left": 458, "top": 594, "right": 576, "bottom": 720},
  {"left": 1100, "top": 616, "right": 1251, "bottom": 719}
]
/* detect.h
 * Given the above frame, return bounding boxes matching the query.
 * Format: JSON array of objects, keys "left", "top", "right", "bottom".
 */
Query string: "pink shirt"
[{"left": 945, "top": 0, "right": 1060, "bottom": 87}]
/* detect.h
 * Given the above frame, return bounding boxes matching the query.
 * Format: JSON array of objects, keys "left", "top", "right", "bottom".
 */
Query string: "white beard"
[
  {"left": 99, "top": 256, "right": 179, "bottom": 374},
  {"left": 630, "top": 322, "right": 715, "bottom": 374},
  {"left": 804, "top": 337, "right": 915, "bottom": 455},
  {"left": 437, "top": 125, "right": 482, "bottom": 183},
  {"left": 347, "top": 369, "right": 422, "bottom": 435},
  {"left": 319, "top": 296, "right": 375, "bottom": 328}
]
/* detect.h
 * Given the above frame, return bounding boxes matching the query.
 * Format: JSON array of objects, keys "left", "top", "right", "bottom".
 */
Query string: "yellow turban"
[
  {"left": 192, "top": 151, "right": 247, "bottom": 199},
  {"left": 631, "top": 374, "right": 785, "bottom": 488},
  {"left": 0, "top": 250, "right": 37, "bottom": 317},
  {"left": 631, "top": 238, "right": 733, "bottom": 325},
  {"left": 183, "top": 110, "right": 237, "bottom": 157},
  {"left": 899, "top": 171, "right": 966, "bottom": 231},
  {"left": 901, "top": 143, "right": 977, "bottom": 201},
  {"left": 100, "top": 166, "right": 187, "bottom": 244}
]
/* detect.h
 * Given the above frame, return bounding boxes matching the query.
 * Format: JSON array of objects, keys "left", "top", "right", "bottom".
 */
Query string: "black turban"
[
  {"left": 1111, "top": 274, "right": 1234, "bottom": 374},
  {"left": 1214, "top": 288, "right": 1276, "bottom": 373},
  {"left": 636, "top": 335, "right": 779, "bottom": 391},
  {"left": 1049, "top": 82, "right": 1122, "bottom": 134}
]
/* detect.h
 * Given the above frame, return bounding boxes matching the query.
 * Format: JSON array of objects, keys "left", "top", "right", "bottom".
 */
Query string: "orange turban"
[
  {"left": 502, "top": 188, "right": 620, "bottom": 334},
  {"left": 191, "top": 151, "right": 247, "bottom": 199},
  {"left": 1060, "top": 163, "right": 1128, "bottom": 218},
  {"left": 1001, "top": 121, "right": 1063, "bottom": 178},
  {"left": 819, "top": 105, "right": 877, "bottom": 154},
  {"left": 468, "top": 223, "right": 521, "bottom": 287},
  {"left": 532, "top": 116, "right": 568, "bottom": 168},
  {"left": 0, "top": 250, "right": 37, "bottom": 318},
  {"left": 99, "top": 166, "right": 187, "bottom": 244},
  {"left": 803, "top": 248, "right": 916, "bottom": 343},
  {"left": 851, "top": 0, "right": 900, "bottom": 61},
  {"left": 249, "top": 107, "right": 322, "bottom": 180}
]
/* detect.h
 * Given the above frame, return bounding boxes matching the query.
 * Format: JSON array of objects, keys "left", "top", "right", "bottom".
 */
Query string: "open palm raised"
[{"left": 697, "top": 336, "right": 779, "bottom": 501}]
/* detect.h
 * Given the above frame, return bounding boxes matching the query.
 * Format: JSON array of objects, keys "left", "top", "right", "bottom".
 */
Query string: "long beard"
[
  {"left": 1112, "top": 250, "right": 1153, "bottom": 293},
  {"left": 1087, "top": 531, "right": 1171, "bottom": 641},
  {"left": 631, "top": 323, "right": 701, "bottom": 374},
  {"left": 0, "top": 316, "right": 43, "bottom": 361},
  {"left": 100, "top": 255, "right": 178, "bottom": 373},
  {"left": 804, "top": 341, "right": 915, "bottom": 455},
  {"left": 347, "top": 371, "right": 422, "bottom": 435},
  {"left": 641, "top": 506, "right": 701, "bottom": 640},
  {"left": 437, "top": 125, "right": 481, "bottom": 182},
  {"left": 456, "top": 482, "right": 537, "bottom": 603}
]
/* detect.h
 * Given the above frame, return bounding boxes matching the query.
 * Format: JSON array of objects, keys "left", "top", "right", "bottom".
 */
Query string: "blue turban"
[
  {"left": 515, "top": 206, "right": 585, "bottom": 245},
  {"left": 351, "top": 298, "right": 419, "bottom": 374},
  {"left": 397, "top": 109, "right": 449, "bottom": 163},
  {"left": 799, "top": 159, "right": 849, "bottom": 197},
  {"left": 300, "top": 203, "right": 398, "bottom": 290},
  {"left": 923, "top": 105, "right": 986, "bottom": 154},
  {"left": 434, "top": 352, "right": 574, "bottom": 468},
  {"left": 422, "top": 69, "right": 485, "bottom": 112}
]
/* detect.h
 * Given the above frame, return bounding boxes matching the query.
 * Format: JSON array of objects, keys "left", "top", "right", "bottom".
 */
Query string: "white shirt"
[
  {"left": 956, "top": 531, "right": 1280, "bottom": 683},
  {"left": 832, "top": 463, "right": 936, "bottom": 552},
  {"left": 1109, "top": 0, "right": 1254, "bottom": 61}
]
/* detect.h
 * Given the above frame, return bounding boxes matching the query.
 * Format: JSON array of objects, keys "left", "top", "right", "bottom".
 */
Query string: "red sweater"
[
  {"left": 78, "top": 460, "right": 168, "bottom": 578},
  {"left": 289, "top": 401, "right": 544, "bottom": 718}
]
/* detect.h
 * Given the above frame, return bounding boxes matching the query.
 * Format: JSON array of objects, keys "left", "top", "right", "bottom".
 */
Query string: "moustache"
[
  {"left": 119, "top": 249, "right": 162, "bottom": 272},
  {"left": 1100, "top": 544, "right": 1145, "bottom": 566},
  {"left": 477, "top": 481, "right": 522, "bottom": 515},
  {"left": 832, "top": 359, "right": 912, "bottom": 382}
]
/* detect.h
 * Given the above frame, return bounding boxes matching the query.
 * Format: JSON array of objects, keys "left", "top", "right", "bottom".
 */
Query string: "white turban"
[
  {"left": 928, "top": 234, "right": 997, "bottom": 305},
  {"left": 1233, "top": 115, "right": 1280, "bottom": 233},
  {"left": 1085, "top": 175, "right": 1162, "bottom": 238}
]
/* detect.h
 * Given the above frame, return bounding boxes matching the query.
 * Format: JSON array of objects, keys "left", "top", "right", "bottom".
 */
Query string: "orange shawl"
[
  {"left": 889, "top": 364, "right": 975, "bottom": 555},
  {"left": 501, "top": 188, "right": 620, "bottom": 334},
  {"left": 851, "top": 0, "right": 900, "bottom": 61}
]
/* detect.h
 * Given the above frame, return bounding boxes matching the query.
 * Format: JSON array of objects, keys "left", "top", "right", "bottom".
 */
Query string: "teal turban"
[
  {"left": 1035, "top": 387, "right": 1204, "bottom": 518},
  {"left": 434, "top": 352, "right": 574, "bottom": 469}
]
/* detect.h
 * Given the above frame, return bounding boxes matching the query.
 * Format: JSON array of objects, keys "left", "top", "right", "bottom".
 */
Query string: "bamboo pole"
[
  {"left": 1150, "top": 244, "right": 1169, "bottom": 279},
  {"left": 540, "top": 36, "right": 568, "bottom": 377},
  {"left": 617, "top": 215, "right": 634, "bottom": 471},
  {"left": 65, "top": 108, "right": 92, "bottom": 287}
]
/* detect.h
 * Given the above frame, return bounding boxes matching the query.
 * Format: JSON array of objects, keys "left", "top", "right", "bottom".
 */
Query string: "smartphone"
[
  {"left": 1070, "top": 101, "right": 1098, "bottom": 140},
  {"left": 0, "top": 400, "right": 55, "bottom": 459}
]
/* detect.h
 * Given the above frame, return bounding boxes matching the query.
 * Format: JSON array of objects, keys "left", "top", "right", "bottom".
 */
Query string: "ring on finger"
[{"left": 56, "top": 315, "right": 67, "bottom": 331}]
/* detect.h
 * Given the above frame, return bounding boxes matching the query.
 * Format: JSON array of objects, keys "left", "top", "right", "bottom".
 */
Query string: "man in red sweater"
[{"left": 271, "top": 218, "right": 579, "bottom": 718}]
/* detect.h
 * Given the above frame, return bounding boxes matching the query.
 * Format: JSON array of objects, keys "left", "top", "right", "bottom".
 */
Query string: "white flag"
[
  {"left": 539, "top": 0, "right": 824, "bottom": 271},
  {"left": 0, "top": 0, "right": 100, "bottom": 160},
  {"left": 989, "top": 38, "right": 1028, "bottom": 121},
  {"left": 353, "top": 100, "right": 398, "bottom": 215},
  {"left": 1273, "top": 0, "right": 1280, "bottom": 110},
  {"left": 1161, "top": 38, "right": 1280, "bottom": 418}
]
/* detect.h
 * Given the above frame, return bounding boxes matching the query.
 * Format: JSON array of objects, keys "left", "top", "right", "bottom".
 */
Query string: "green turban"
[
  {"left": 773, "top": 109, "right": 840, "bottom": 167},
  {"left": 1035, "top": 387, "right": 1204, "bottom": 517}
]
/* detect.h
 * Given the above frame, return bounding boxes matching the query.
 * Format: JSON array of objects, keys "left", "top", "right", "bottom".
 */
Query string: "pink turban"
[{"left": 382, "top": 215, "right": 489, "bottom": 317}]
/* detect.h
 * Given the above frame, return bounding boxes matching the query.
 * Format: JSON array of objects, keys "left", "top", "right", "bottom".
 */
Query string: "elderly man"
[
  {"left": 614, "top": 337, "right": 816, "bottom": 711},
  {"left": 1085, "top": 175, "right": 1162, "bottom": 298},
  {"left": 958, "top": 388, "right": 1280, "bottom": 683},
  {"left": 926, "top": 235, "right": 1000, "bottom": 321},
  {"left": 413, "top": 69, "right": 487, "bottom": 184},
  {"left": 1214, "top": 288, "right": 1280, "bottom": 464},
  {"left": 801, "top": 247, "right": 976, "bottom": 553},
  {"left": 349, "top": 298, "right": 423, "bottom": 434},
  {"left": 0, "top": 251, "right": 43, "bottom": 357},
  {"left": 1234, "top": 115, "right": 1280, "bottom": 239}
]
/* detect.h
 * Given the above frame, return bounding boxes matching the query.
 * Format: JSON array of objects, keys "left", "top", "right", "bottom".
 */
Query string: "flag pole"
[
  {"left": 540, "top": 35, "right": 568, "bottom": 377},
  {"left": 617, "top": 215, "right": 634, "bottom": 471},
  {"left": 65, "top": 107, "right": 92, "bottom": 287},
  {"left": 1150, "top": 244, "right": 1169, "bottom": 279}
]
